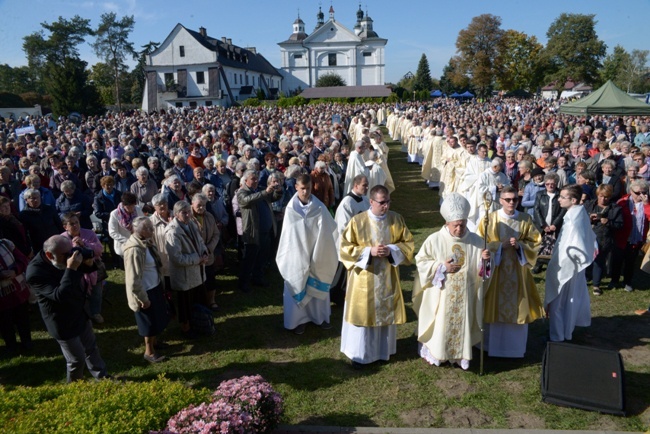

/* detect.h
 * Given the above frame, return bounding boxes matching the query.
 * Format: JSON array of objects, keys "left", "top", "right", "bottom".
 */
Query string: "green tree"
[
  {"left": 90, "top": 62, "right": 116, "bottom": 105},
  {"left": 455, "top": 14, "right": 505, "bottom": 97},
  {"left": 131, "top": 41, "right": 160, "bottom": 105},
  {"left": 497, "top": 30, "right": 544, "bottom": 92},
  {"left": 544, "top": 13, "right": 606, "bottom": 87},
  {"left": 439, "top": 57, "right": 470, "bottom": 94},
  {"left": 316, "top": 73, "right": 346, "bottom": 87},
  {"left": 600, "top": 45, "right": 629, "bottom": 86},
  {"left": 413, "top": 54, "right": 433, "bottom": 92},
  {"left": 22, "top": 16, "right": 95, "bottom": 115},
  {"left": 618, "top": 49, "right": 649, "bottom": 93},
  {"left": 92, "top": 13, "right": 137, "bottom": 111}
]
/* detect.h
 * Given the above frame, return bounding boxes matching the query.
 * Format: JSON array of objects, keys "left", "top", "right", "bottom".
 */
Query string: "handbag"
[{"left": 95, "top": 258, "right": 109, "bottom": 282}]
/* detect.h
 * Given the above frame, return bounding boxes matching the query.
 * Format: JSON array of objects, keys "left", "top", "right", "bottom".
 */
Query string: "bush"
[
  {"left": 165, "top": 375, "right": 283, "bottom": 434},
  {"left": 241, "top": 98, "right": 262, "bottom": 107},
  {"left": 0, "top": 376, "right": 209, "bottom": 434},
  {"left": 276, "top": 95, "right": 307, "bottom": 108}
]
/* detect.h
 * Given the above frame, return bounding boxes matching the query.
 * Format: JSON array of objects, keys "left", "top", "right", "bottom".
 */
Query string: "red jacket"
[{"left": 614, "top": 194, "right": 650, "bottom": 249}]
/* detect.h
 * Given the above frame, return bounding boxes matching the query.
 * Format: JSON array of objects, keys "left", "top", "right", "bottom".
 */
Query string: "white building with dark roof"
[
  {"left": 141, "top": 23, "right": 282, "bottom": 111},
  {"left": 278, "top": 5, "right": 387, "bottom": 93}
]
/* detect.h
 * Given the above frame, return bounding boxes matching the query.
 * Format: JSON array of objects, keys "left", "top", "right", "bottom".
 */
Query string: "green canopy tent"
[{"left": 559, "top": 80, "right": 650, "bottom": 116}]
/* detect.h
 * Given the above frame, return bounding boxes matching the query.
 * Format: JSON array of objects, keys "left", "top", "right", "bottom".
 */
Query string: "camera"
[{"left": 70, "top": 246, "right": 95, "bottom": 260}]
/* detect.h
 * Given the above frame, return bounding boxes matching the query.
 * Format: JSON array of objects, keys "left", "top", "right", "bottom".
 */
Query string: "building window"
[
  {"left": 253, "top": 76, "right": 255, "bottom": 86},
  {"left": 205, "top": 100, "right": 212, "bottom": 106},
  {"left": 189, "top": 101, "right": 197, "bottom": 108},
  {"left": 328, "top": 53, "right": 337, "bottom": 66},
  {"left": 245, "top": 75, "right": 249, "bottom": 85},
  {"left": 164, "top": 73, "right": 174, "bottom": 87},
  {"left": 175, "top": 102, "right": 183, "bottom": 108},
  {"left": 363, "top": 51, "right": 372, "bottom": 57},
  {"left": 234, "top": 74, "right": 237, "bottom": 84},
  {"left": 196, "top": 71, "right": 205, "bottom": 84},
  {"left": 294, "top": 54, "right": 302, "bottom": 59},
  {"left": 179, "top": 46, "right": 185, "bottom": 57},
  {"left": 240, "top": 74, "right": 243, "bottom": 84}
]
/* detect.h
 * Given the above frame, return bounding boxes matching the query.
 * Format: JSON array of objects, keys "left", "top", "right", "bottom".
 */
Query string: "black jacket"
[
  {"left": 19, "top": 204, "right": 65, "bottom": 254},
  {"left": 26, "top": 250, "right": 95, "bottom": 340},
  {"left": 532, "top": 191, "right": 566, "bottom": 233},
  {"left": 583, "top": 199, "right": 624, "bottom": 251}
]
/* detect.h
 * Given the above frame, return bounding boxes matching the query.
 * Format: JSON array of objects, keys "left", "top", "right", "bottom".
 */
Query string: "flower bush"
[{"left": 165, "top": 375, "right": 283, "bottom": 434}]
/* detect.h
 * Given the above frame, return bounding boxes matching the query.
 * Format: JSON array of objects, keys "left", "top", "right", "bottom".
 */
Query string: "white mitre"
[{"left": 440, "top": 193, "right": 470, "bottom": 222}]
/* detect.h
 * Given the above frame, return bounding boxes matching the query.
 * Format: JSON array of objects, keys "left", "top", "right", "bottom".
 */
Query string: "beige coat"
[
  {"left": 193, "top": 211, "right": 219, "bottom": 266},
  {"left": 149, "top": 212, "right": 170, "bottom": 276},
  {"left": 165, "top": 218, "right": 207, "bottom": 291},
  {"left": 123, "top": 235, "right": 162, "bottom": 312}
]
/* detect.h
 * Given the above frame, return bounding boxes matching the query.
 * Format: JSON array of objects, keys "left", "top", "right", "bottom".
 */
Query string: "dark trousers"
[
  {"left": 56, "top": 319, "right": 106, "bottom": 382},
  {"left": 590, "top": 247, "right": 611, "bottom": 287},
  {"left": 238, "top": 230, "right": 271, "bottom": 289},
  {"left": 0, "top": 302, "right": 31, "bottom": 349},
  {"left": 610, "top": 243, "right": 641, "bottom": 286}
]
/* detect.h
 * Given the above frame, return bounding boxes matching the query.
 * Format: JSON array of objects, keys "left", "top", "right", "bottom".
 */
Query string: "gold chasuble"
[
  {"left": 477, "top": 210, "right": 544, "bottom": 324},
  {"left": 340, "top": 211, "right": 415, "bottom": 327}
]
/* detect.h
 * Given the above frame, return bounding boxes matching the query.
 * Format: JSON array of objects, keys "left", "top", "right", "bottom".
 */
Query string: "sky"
[{"left": 0, "top": 0, "right": 648, "bottom": 84}]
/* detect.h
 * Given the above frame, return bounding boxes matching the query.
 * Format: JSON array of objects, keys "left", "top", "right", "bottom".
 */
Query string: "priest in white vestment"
[
  {"left": 370, "top": 132, "right": 395, "bottom": 192},
  {"left": 473, "top": 158, "right": 511, "bottom": 224},
  {"left": 365, "top": 151, "right": 388, "bottom": 192},
  {"left": 459, "top": 144, "right": 492, "bottom": 223},
  {"left": 343, "top": 140, "right": 369, "bottom": 195},
  {"left": 421, "top": 130, "right": 445, "bottom": 188},
  {"left": 277, "top": 175, "right": 339, "bottom": 334},
  {"left": 339, "top": 185, "right": 414, "bottom": 366},
  {"left": 544, "top": 184, "right": 597, "bottom": 342},
  {"left": 413, "top": 193, "right": 491, "bottom": 370}
]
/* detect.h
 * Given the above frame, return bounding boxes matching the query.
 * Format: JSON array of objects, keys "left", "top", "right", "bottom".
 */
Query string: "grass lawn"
[{"left": 1, "top": 131, "right": 649, "bottom": 432}]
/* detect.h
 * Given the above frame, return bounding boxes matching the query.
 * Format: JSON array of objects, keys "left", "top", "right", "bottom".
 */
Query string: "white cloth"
[
  {"left": 340, "top": 302, "right": 396, "bottom": 364},
  {"left": 343, "top": 151, "right": 368, "bottom": 195},
  {"left": 334, "top": 193, "right": 370, "bottom": 236},
  {"left": 545, "top": 205, "right": 597, "bottom": 341},
  {"left": 484, "top": 323, "right": 528, "bottom": 358},
  {"left": 277, "top": 194, "right": 339, "bottom": 328}
]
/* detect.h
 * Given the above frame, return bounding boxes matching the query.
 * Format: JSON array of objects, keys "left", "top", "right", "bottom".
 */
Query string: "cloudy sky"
[{"left": 0, "top": 0, "right": 647, "bottom": 83}]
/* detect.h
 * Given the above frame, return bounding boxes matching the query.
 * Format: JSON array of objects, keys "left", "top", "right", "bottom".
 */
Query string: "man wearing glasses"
[
  {"left": 477, "top": 186, "right": 543, "bottom": 358},
  {"left": 339, "top": 185, "right": 414, "bottom": 367},
  {"left": 611, "top": 179, "right": 650, "bottom": 292},
  {"left": 545, "top": 185, "right": 597, "bottom": 341}
]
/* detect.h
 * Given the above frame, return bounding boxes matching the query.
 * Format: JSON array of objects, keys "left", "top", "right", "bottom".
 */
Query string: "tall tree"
[
  {"left": 544, "top": 13, "right": 606, "bottom": 87},
  {"left": 497, "top": 30, "right": 545, "bottom": 92},
  {"left": 22, "top": 16, "right": 95, "bottom": 115},
  {"left": 131, "top": 41, "right": 160, "bottom": 105},
  {"left": 92, "top": 13, "right": 137, "bottom": 111},
  {"left": 618, "top": 49, "right": 649, "bottom": 93},
  {"left": 413, "top": 54, "right": 433, "bottom": 92},
  {"left": 455, "top": 14, "right": 505, "bottom": 97},
  {"left": 600, "top": 45, "right": 629, "bottom": 85},
  {"left": 316, "top": 73, "right": 346, "bottom": 87}
]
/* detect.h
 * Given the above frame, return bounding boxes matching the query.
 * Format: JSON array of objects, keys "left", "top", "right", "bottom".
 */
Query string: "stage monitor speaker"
[{"left": 541, "top": 342, "right": 625, "bottom": 416}]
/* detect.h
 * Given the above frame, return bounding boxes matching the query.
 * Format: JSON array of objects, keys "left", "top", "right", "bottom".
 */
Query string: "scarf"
[
  {"left": 629, "top": 199, "right": 645, "bottom": 244},
  {"left": 0, "top": 240, "right": 28, "bottom": 301},
  {"left": 116, "top": 203, "right": 136, "bottom": 232}
]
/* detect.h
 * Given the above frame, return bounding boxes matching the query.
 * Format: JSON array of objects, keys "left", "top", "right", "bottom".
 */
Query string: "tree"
[
  {"left": 544, "top": 13, "right": 606, "bottom": 87},
  {"left": 600, "top": 45, "right": 629, "bottom": 86},
  {"left": 618, "top": 49, "right": 649, "bottom": 93},
  {"left": 92, "top": 13, "right": 137, "bottom": 111},
  {"left": 497, "top": 30, "right": 545, "bottom": 92},
  {"left": 316, "top": 73, "right": 346, "bottom": 87},
  {"left": 439, "top": 57, "right": 470, "bottom": 94},
  {"left": 455, "top": 14, "right": 505, "bottom": 97},
  {"left": 131, "top": 41, "right": 160, "bottom": 105},
  {"left": 90, "top": 62, "right": 116, "bottom": 105},
  {"left": 22, "top": 16, "right": 95, "bottom": 114},
  {"left": 413, "top": 54, "right": 433, "bottom": 92}
]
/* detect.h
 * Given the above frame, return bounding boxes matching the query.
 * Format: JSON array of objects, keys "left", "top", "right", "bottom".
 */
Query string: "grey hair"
[
  {"left": 241, "top": 169, "right": 258, "bottom": 183},
  {"left": 630, "top": 179, "right": 648, "bottom": 191},
  {"left": 173, "top": 200, "right": 191, "bottom": 215},
  {"left": 518, "top": 160, "right": 532, "bottom": 171},
  {"left": 235, "top": 161, "right": 247, "bottom": 174},
  {"left": 164, "top": 174, "right": 180, "bottom": 187},
  {"left": 151, "top": 193, "right": 166, "bottom": 206},
  {"left": 201, "top": 183, "right": 216, "bottom": 193},
  {"left": 544, "top": 172, "right": 560, "bottom": 184},
  {"left": 315, "top": 161, "right": 327, "bottom": 170},
  {"left": 270, "top": 171, "right": 284, "bottom": 182},
  {"left": 132, "top": 216, "right": 153, "bottom": 235},
  {"left": 23, "top": 188, "right": 41, "bottom": 199},
  {"left": 61, "top": 180, "right": 76, "bottom": 192},
  {"left": 86, "top": 155, "right": 98, "bottom": 164},
  {"left": 192, "top": 193, "right": 208, "bottom": 204},
  {"left": 601, "top": 159, "right": 616, "bottom": 169},
  {"left": 147, "top": 156, "right": 159, "bottom": 165},
  {"left": 284, "top": 164, "right": 301, "bottom": 179},
  {"left": 135, "top": 166, "right": 149, "bottom": 177}
]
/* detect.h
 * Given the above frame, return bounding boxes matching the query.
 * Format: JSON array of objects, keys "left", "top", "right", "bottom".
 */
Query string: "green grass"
[{"left": 1, "top": 131, "right": 649, "bottom": 432}]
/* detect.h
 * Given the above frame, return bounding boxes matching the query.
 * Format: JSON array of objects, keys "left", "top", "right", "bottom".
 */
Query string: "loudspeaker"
[{"left": 541, "top": 342, "right": 625, "bottom": 416}]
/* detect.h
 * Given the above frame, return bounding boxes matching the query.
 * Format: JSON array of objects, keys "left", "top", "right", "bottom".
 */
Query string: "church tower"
[
  {"left": 315, "top": 6, "right": 324, "bottom": 30},
  {"left": 353, "top": 4, "right": 363, "bottom": 36}
]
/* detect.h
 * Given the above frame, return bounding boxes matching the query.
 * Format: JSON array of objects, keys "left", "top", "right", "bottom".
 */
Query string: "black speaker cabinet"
[{"left": 541, "top": 342, "right": 625, "bottom": 416}]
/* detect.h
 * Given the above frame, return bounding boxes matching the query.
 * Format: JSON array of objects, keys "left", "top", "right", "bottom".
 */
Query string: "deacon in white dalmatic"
[
  {"left": 277, "top": 174, "right": 339, "bottom": 335},
  {"left": 413, "top": 193, "right": 492, "bottom": 370}
]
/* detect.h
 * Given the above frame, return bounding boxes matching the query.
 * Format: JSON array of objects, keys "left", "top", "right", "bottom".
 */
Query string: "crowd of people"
[{"left": 0, "top": 97, "right": 648, "bottom": 380}]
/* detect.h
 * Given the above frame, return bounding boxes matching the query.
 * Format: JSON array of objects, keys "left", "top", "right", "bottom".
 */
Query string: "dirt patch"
[
  {"left": 501, "top": 381, "right": 524, "bottom": 395},
  {"left": 400, "top": 408, "right": 436, "bottom": 427},
  {"left": 441, "top": 407, "right": 492, "bottom": 427},
  {"left": 435, "top": 377, "right": 476, "bottom": 399},
  {"left": 587, "top": 417, "right": 620, "bottom": 431},
  {"left": 639, "top": 406, "right": 650, "bottom": 429},
  {"left": 620, "top": 344, "right": 650, "bottom": 367},
  {"left": 506, "top": 411, "right": 545, "bottom": 429}
]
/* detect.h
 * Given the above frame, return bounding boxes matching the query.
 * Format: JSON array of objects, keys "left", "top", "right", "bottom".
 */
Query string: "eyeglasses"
[
  {"left": 372, "top": 199, "right": 391, "bottom": 206},
  {"left": 501, "top": 197, "right": 517, "bottom": 203},
  {"left": 545, "top": 183, "right": 557, "bottom": 186},
  {"left": 631, "top": 190, "right": 647, "bottom": 195}
]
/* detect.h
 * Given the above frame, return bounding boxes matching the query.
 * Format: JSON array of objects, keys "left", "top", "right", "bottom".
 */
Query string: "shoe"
[
  {"left": 320, "top": 321, "right": 332, "bottom": 330},
  {"left": 532, "top": 264, "right": 542, "bottom": 274},
  {"left": 209, "top": 303, "right": 220, "bottom": 312},
  {"left": 293, "top": 324, "right": 307, "bottom": 335},
  {"left": 459, "top": 359, "right": 470, "bottom": 371},
  {"left": 592, "top": 287, "right": 603, "bottom": 296},
  {"left": 91, "top": 314, "right": 104, "bottom": 324},
  {"left": 144, "top": 353, "right": 165, "bottom": 363},
  {"left": 624, "top": 285, "right": 634, "bottom": 292},
  {"left": 634, "top": 309, "right": 650, "bottom": 316},
  {"left": 607, "top": 282, "right": 618, "bottom": 290}
]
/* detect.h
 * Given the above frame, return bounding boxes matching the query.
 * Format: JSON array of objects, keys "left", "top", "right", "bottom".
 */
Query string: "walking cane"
[{"left": 480, "top": 191, "right": 493, "bottom": 376}]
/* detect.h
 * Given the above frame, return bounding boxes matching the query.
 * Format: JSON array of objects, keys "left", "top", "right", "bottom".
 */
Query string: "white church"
[
  {"left": 278, "top": 5, "right": 387, "bottom": 93},
  {"left": 141, "top": 5, "right": 386, "bottom": 111}
]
